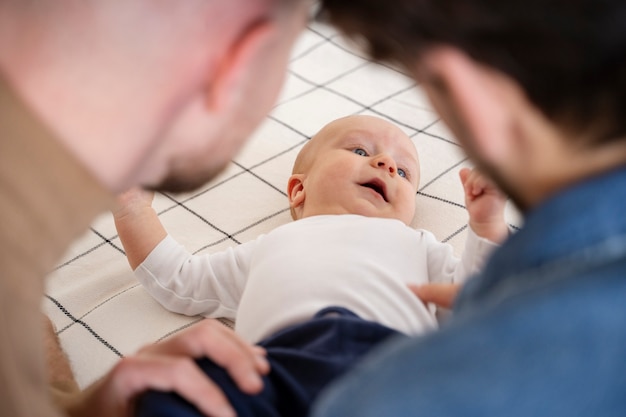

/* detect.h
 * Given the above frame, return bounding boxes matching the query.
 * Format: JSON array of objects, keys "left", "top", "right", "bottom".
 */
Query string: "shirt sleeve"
[
  {"left": 426, "top": 227, "right": 499, "bottom": 285},
  {"left": 134, "top": 234, "right": 257, "bottom": 320}
]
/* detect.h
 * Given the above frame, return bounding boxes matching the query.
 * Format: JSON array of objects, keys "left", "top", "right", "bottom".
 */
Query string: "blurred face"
[
  {"left": 413, "top": 51, "right": 529, "bottom": 211},
  {"left": 294, "top": 115, "right": 420, "bottom": 225},
  {"left": 0, "top": 0, "right": 310, "bottom": 194},
  {"left": 149, "top": 1, "right": 310, "bottom": 192}
]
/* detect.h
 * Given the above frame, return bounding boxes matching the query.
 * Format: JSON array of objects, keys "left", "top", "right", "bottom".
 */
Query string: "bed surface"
[{"left": 44, "top": 20, "right": 522, "bottom": 388}]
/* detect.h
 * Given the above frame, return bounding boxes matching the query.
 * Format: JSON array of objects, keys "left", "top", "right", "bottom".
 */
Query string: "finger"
[
  {"left": 147, "top": 320, "right": 268, "bottom": 394},
  {"left": 113, "top": 188, "right": 155, "bottom": 216},
  {"left": 470, "top": 170, "right": 502, "bottom": 196},
  {"left": 189, "top": 322, "right": 269, "bottom": 393},
  {"left": 252, "top": 345, "right": 268, "bottom": 358},
  {"left": 459, "top": 167, "right": 471, "bottom": 186},
  {"left": 471, "top": 174, "right": 487, "bottom": 197},
  {"left": 184, "top": 320, "right": 270, "bottom": 376},
  {"left": 111, "top": 355, "right": 236, "bottom": 417},
  {"left": 408, "top": 283, "right": 461, "bottom": 309},
  {"left": 460, "top": 168, "right": 485, "bottom": 199}
]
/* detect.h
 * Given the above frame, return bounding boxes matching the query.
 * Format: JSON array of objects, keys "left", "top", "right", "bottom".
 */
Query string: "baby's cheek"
[{"left": 400, "top": 199, "right": 417, "bottom": 224}]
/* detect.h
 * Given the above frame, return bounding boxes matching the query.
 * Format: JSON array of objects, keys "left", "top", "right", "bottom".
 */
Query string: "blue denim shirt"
[{"left": 313, "top": 166, "right": 626, "bottom": 417}]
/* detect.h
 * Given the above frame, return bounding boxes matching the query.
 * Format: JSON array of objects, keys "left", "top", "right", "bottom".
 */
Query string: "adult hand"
[
  {"left": 408, "top": 283, "right": 461, "bottom": 310},
  {"left": 62, "top": 319, "right": 269, "bottom": 417}
]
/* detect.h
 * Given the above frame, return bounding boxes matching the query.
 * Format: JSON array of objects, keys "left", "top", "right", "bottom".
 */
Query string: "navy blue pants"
[{"left": 135, "top": 307, "right": 404, "bottom": 417}]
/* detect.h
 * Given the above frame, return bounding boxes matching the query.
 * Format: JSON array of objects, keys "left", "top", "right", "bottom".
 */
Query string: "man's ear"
[
  {"left": 417, "top": 47, "right": 523, "bottom": 164},
  {"left": 287, "top": 174, "right": 306, "bottom": 217},
  {"left": 206, "top": 19, "right": 277, "bottom": 113}
]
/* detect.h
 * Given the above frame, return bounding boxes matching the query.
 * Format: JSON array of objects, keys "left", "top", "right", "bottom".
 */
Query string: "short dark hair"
[{"left": 319, "top": 0, "right": 626, "bottom": 146}]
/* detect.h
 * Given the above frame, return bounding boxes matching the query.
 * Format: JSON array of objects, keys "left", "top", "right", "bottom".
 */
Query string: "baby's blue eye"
[
  {"left": 353, "top": 148, "right": 368, "bottom": 156},
  {"left": 398, "top": 168, "right": 407, "bottom": 178}
]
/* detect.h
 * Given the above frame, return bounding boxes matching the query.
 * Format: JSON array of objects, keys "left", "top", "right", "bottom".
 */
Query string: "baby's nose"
[{"left": 374, "top": 155, "right": 396, "bottom": 174}]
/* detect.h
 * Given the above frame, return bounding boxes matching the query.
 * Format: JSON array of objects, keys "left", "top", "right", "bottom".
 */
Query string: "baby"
[{"left": 114, "top": 115, "right": 508, "bottom": 417}]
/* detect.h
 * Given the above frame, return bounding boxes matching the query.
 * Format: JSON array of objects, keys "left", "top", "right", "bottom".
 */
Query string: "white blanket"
[{"left": 44, "top": 20, "right": 522, "bottom": 388}]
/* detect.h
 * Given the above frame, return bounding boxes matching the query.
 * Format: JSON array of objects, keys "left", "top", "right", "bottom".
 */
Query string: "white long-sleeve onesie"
[{"left": 136, "top": 214, "right": 497, "bottom": 343}]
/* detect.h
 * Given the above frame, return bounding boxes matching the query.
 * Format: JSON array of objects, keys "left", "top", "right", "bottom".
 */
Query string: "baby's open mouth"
[{"left": 361, "top": 179, "right": 388, "bottom": 202}]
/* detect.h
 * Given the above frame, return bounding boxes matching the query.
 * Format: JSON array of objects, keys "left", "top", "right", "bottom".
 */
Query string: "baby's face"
[{"left": 295, "top": 115, "right": 420, "bottom": 225}]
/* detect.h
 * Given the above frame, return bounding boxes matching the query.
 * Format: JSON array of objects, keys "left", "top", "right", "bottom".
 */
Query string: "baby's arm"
[
  {"left": 411, "top": 169, "right": 507, "bottom": 308},
  {"left": 113, "top": 188, "right": 251, "bottom": 318},
  {"left": 112, "top": 188, "right": 167, "bottom": 270},
  {"left": 460, "top": 167, "right": 508, "bottom": 243}
]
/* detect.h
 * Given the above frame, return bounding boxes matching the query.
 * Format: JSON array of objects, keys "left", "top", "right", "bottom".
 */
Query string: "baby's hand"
[
  {"left": 112, "top": 187, "right": 155, "bottom": 220},
  {"left": 112, "top": 188, "right": 165, "bottom": 270},
  {"left": 460, "top": 168, "right": 508, "bottom": 243}
]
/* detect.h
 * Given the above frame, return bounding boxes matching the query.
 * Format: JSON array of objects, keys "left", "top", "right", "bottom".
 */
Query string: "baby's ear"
[{"left": 287, "top": 174, "right": 306, "bottom": 214}]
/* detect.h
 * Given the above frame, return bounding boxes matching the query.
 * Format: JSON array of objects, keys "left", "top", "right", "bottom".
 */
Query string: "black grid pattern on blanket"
[{"left": 44, "top": 21, "right": 522, "bottom": 388}]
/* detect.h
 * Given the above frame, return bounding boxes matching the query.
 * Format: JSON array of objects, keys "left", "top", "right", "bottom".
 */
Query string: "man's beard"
[{"left": 145, "top": 161, "right": 229, "bottom": 194}]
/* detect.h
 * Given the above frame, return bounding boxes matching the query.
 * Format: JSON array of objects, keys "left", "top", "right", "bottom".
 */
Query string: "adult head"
[
  {"left": 320, "top": 0, "right": 626, "bottom": 212},
  {"left": 288, "top": 115, "right": 420, "bottom": 225},
  {"left": 0, "top": 0, "right": 310, "bottom": 193}
]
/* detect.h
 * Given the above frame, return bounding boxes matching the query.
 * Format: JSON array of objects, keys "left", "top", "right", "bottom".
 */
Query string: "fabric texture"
[
  {"left": 311, "top": 167, "right": 626, "bottom": 417},
  {"left": 136, "top": 307, "right": 404, "bottom": 417},
  {"left": 136, "top": 214, "right": 497, "bottom": 343}
]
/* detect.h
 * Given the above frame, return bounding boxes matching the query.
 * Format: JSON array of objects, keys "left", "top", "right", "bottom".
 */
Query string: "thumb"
[
  {"left": 408, "top": 283, "right": 461, "bottom": 309},
  {"left": 459, "top": 167, "right": 471, "bottom": 187}
]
